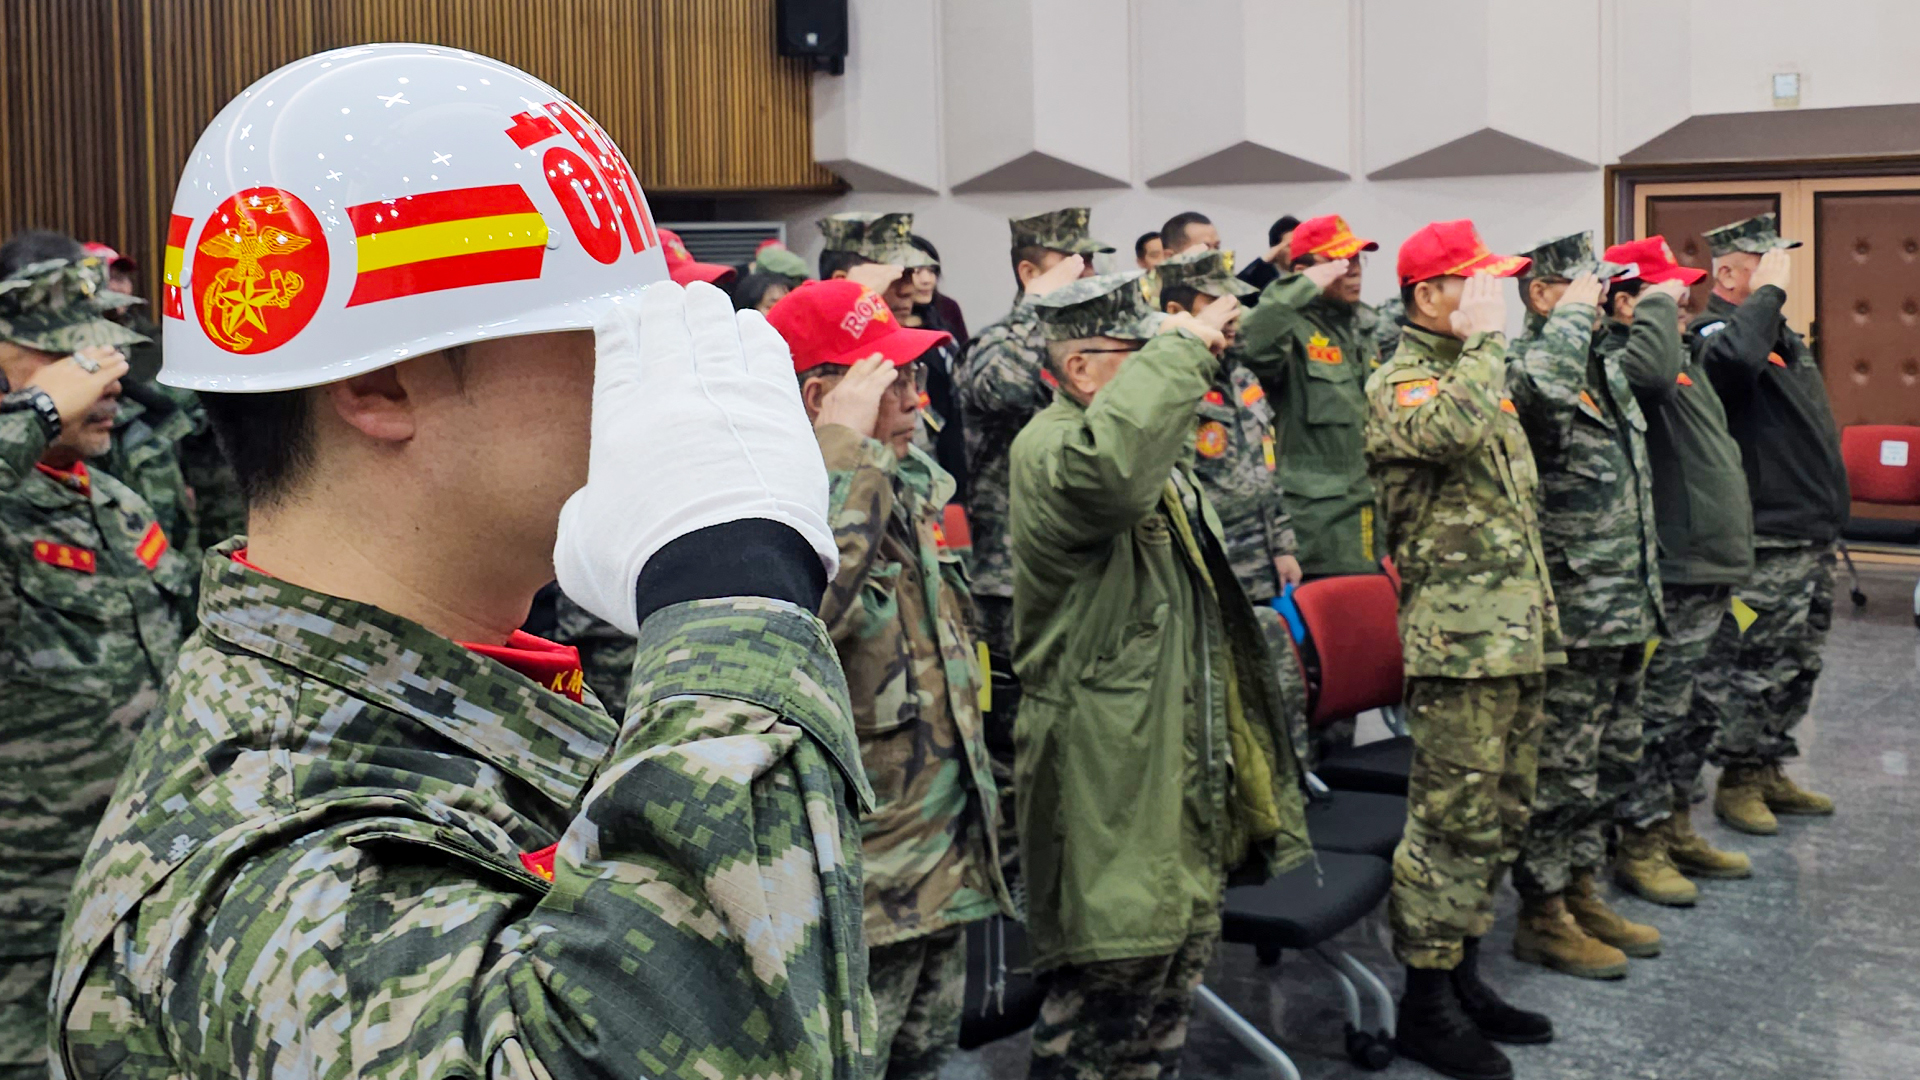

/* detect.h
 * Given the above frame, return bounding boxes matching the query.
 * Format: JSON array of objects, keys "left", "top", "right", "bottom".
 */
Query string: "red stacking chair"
[
  {"left": 1291, "top": 573, "right": 1411, "bottom": 795},
  {"left": 1839, "top": 425, "right": 1920, "bottom": 627}
]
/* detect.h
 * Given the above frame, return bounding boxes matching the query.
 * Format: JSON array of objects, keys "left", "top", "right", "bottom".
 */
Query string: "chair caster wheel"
[
  {"left": 1850, "top": 589, "right": 1867, "bottom": 608},
  {"left": 1345, "top": 1025, "right": 1395, "bottom": 1071}
]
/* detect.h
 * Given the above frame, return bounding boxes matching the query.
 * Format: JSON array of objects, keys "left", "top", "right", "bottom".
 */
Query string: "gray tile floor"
[{"left": 945, "top": 563, "right": 1920, "bottom": 1080}]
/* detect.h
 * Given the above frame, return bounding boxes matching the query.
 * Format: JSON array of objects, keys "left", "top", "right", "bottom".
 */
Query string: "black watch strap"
[{"left": 2, "top": 388, "right": 62, "bottom": 440}]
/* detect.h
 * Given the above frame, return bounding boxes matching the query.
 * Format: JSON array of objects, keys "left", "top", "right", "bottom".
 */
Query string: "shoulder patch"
[
  {"left": 1395, "top": 379, "right": 1438, "bottom": 408},
  {"left": 1195, "top": 420, "right": 1229, "bottom": 457},
  {"left": 32, "top": 541, "right": 96, "bottom": 574}
]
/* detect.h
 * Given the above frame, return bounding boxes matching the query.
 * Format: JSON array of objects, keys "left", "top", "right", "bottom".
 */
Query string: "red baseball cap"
[
  {"left": 1396, "top": 219, "right": 1530, "bottom": 286},
  {"left": 1603, "top": 236, "right": 1707, "bottom": 286},
  {"left": 766, "top": 278, "right": 953, "bottom": 374},
  {"left": 659, "top": 229, "right": 737, "bottom": 287},
  {"left": 82, "top": 242, "right": 136, "bottom": 272},
  {"left": 1291, "top": 214, "right": 1378, "bottom": 260}
]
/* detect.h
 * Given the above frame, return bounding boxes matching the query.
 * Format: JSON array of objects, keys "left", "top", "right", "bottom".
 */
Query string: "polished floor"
[{"left": 946, "top": 563, "right": 1920, "bottom": 1080}]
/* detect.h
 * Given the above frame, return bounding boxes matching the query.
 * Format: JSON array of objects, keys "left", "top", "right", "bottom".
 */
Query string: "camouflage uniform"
[
  {"left": 1372, "top": 296, "right": 1405, "bottom": 362},
  {"left": 1687, "top": 216, "right": 1848, "bottom": 774},
  {"left": 550, "top": 590, "right": 636, "bottom": 713},
  {"left": 1029, "top": 932, "right": 1217, "bottom": 1080},
  {"left": 815, "top": 425, "right": 1011, "bottom": 1080},
  {"left": 102, "top": 379, "right": 197, "bottom": 562},
  {"left": 954, "top": 208, "right": 1113, "bottom": 898},
  {"left": 51, "top": 545, "right": 879, "bottom": 1080},
  {"left": 1366, "top": 322, "right": 1560, "bottom": 969},
  {"left": 1503, "top": 235, "right": 1664, "bottom": 898},
  {"left": 1157, "top": 250, "right": 1310, "bottom": 760},
  {"left": 0, "top": 259, "right": 189, "bottom": 1079}
]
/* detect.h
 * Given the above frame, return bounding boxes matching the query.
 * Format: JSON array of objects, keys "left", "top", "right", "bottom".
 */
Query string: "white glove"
[{"left": 553, "top": 280, "right": 837, "bottom": 635}]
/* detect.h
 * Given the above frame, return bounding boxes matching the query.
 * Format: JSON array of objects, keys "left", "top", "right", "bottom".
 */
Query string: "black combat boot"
[
  {"left": 1397, "top": 964, "right": 1514, "bottom": 1080},
  {"left": 1452, "top": 938, "right": 1554, "bottom": 1044}
]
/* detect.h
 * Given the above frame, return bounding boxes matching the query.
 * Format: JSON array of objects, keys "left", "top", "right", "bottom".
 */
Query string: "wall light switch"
[{"left": 1772, "top": 72, "right": 1801, "bottom": 108}]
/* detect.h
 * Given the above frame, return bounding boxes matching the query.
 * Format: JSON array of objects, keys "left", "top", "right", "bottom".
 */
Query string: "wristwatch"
[{"left": 1, "top": 386, "right": 62, "bottom": 440}]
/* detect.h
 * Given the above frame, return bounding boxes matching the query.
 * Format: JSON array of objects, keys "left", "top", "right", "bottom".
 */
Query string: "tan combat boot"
[
  {"left": 1513, "top": 893, "right": 1629, "bottom": 979},
  {"left": 1566, "top": 870, "right": 1662, "bottom": 957},
  {"left": 1714, "top": 764, "right": 1779, "bottom": 835},
  {"left": 1760, "top": 762, "right": 1835, "bottom": 816},
  {"left": 1614, "top": 825, "right": 1699, "bottom": 907},
  {"left": 1666, "top": 802, "right": 1752, "bottom": 879}
]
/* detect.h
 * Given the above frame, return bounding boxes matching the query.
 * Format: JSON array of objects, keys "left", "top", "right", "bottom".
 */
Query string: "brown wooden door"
[
  {"left": 1644, "top": 193, "right": 1780, "bottom": 322},
  {"left": 1814, "top": 190, "right": 1920, "bottom": 429}
]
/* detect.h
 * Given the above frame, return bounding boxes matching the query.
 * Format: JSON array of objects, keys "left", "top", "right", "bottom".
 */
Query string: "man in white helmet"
[{"left": 50, "top": 44, "right": 875, "bottom": 1080}]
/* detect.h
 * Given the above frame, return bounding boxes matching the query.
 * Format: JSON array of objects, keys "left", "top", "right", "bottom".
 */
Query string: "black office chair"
[
  {"left": 1302, "top": 772, "right": 1405, "bottom": 859},
  {"left": 958, "top": 915, "right": 1045, "bottom": 1051},
  {"left": 1199, "top": 851, "right": 1398, "bottom": 1075}
]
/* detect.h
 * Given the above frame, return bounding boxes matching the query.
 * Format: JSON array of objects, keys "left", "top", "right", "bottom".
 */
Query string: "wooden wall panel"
[{"left": 1, "top": 0, "right": 838, "bottom": 309}]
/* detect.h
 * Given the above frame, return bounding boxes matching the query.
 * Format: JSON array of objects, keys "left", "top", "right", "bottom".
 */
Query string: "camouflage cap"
[
  {"left": 817, "top": 211, "right": 880, "bottom": 252},
  {"left": 1703, "top": 212, "right": 1802, "bottom": 257},
  {"left": 0, "top": 256, "right": 148, "bottom": 353},
  {"left": 1034, "top": 271, "right": 1165, "bottom": 342},
  {"left": 855, "top": 212, "right": 936, "bottom": 268},
  {"left": 1009, "top": 207, "right": 1114, "bottom": 256},
  {"left": 1518, "top": 231, "right": 1635, "bottom": 282},
  {"left": 753, "top": 245, "right": 812, "bottom": 282},
  {"left": 1155, "top": 248, "right": 1257, "bottom": 301}
]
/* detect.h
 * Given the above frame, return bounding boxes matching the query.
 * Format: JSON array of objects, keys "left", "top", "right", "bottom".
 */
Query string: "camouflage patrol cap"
[
  {"left": 855, "top": 212, "right": 936, "bottom": 268},
  {"left": 753, "top": 244, "right": 812, "bottom": 282},
  {"left": 1518, "top": 231, "right": 1636, "bottom": 283},
  {"left": 1009, "top": 207, "right": 1115, "bottom": 256},
  {"left": 1155, "top": 248, "right": 1257, "bottom": 302},
  {"left": 0, "top": 256, "right": 148, "bottom": 353},
  {"left": 1034, "top": 271, "right": 1165, "bottom": 342},
  {"left": 817, "top": 211, "right": 880, "bottom": 252},
  {"left": 1703, "top": 212, "right": 1801, "bottom": 257}
]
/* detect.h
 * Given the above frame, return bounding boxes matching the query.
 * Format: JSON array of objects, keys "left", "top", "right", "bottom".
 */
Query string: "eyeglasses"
[
  {"left": 1078, "top": 345, "right": 1144, "bottom": 356},
  {"left": 888, "top": 362, "right": 929, "bottom": 399}
]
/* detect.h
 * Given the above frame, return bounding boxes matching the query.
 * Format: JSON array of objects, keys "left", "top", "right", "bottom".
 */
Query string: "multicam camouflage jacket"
[
  {"left": 1239, "top": 275, "right": 1384, "bottom": 576},
  {"left": 1365, "top": 325, "right": 1562, "bottom": 679},
  {"left": 51, "top": 542, "right": 878, "bottom": 1080},
  {"left": 2, "top": 456, "right": 191, "bottom": 966},
  {"left": 955, "top": 294, "right": 1051, "bottom": 607},
  {"left": 103, "top": 379, "right": 198, "bottom": 565},
  {"left": 1189, "top": 356, "right": 1294, "bottom": 602},
  {"left": 817, "top": 426, "right": 1012, "bottom": 947},
  {"left": 1506, "top": 304, "right": 1665, "bottom": 648}
]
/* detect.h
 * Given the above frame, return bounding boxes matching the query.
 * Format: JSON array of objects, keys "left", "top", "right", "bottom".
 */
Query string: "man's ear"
[
  {"left": 1163, "top": 300, "right": 1189, "bottom": 316},
  {"left": 324, "top": 363, "right": 415, "bottom": 443},
  {"left": 1412, "top": 280, "right": 1440, "bottom": 320},
  {"left": 830, "top": 268, "right": 849, "bottom": 280},
  {"left": 1015, "top": 260, "right": 1039, "bottom": 288},
  {"left": 798, "top": 374, "right": 831, "bottom": 419}
]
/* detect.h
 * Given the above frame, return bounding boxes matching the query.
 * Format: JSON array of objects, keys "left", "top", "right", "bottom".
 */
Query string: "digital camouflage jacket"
[
  {"left": 1505, "top": 301, "right": 1666, "bottom": 648},
  {"left": 1189, "top": 356, "right": 1293, "bottom": 603},
  {"left": 1239, "top": 274, "right": 1384, "bottom": 576},
  {"left": 955, "top": 293, "right": 1050, "bottom": 611},
  {"left": 1365, "top": 325, "right": 1561, "bottom": 679},
  {"left": 51, "top": 544, "right": 879, "bottom": 1080},
  {"left": 817, "top": 426, "right": 1011, "bottom": 948}
]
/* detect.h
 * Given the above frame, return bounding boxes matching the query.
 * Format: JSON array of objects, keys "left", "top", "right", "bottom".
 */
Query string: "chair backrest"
[
  {"left": 1841, "top": 425, "right": 1920, "bottom": 505},
  {"left": 1290, "top": 573, "right": 1404, "bottom": 726}
]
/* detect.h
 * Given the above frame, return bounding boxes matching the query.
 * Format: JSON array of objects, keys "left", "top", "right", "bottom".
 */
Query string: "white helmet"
[{"left": 158, "top": 43, "right": 667, "bottom": 391}]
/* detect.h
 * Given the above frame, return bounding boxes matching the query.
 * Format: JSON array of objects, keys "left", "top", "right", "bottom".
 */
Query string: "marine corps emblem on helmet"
[{"left": 191, "top": 186, "right": 330, "bottom": 354}]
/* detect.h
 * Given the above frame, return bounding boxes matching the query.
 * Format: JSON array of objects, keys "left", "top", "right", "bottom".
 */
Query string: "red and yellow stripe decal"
[
  {"left": 162, "top": 214, "right": 192, "bottom": 320},
  {"left": 135, "top": 523, "right": 169, "bottom": 570},
  {"left": 346, "top": 185, "right": 549, "bottom": 307}
]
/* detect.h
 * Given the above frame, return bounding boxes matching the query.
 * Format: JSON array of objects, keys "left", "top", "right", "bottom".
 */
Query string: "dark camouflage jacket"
[
  {"left": 955, "top": 294, "right": 1050, "bottom": 613},
  {"left": 1239, "top": 274, "right": 1384, "bottom": 575},
  {"left": 550, "top": 590, "right": 637, "bottom": 713},
  {"left": 818, "top": 427, "right": 1011, "bottom": 947},
  {"left": 1189, "top": 356, "right": 1293, "bottom": 602},
  {"left": 103, "top": 380, "right": 198, "bottom": 565},
  {"left": 1365, "top": 325, "right": 1561, "bottom": 678},
  {"left": 52, "top": 544, "right": 878, "bottom": 1080},
  {"left": 1506, "top": 302, "right": 1666, "bottom": 648},
  {"left": 2, "top": 443, "right": 191, "bottom": 964}
]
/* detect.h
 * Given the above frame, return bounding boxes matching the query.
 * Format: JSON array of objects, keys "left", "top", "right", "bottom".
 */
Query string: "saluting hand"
[
  {"left": 846, "top": 262, "right": 905, "bottom": 296},
  {"left": 1024, "top": 255, "right": 1085, "bottom": 299},
  {"left": 812, "top": 354, "right": 898, "bottom": 440},
  {"left": 1302, "top": 258, "right": 1350, "bottom": 291},
  {"left": 1555, "top": 274, "right": 1604, "bottom": 310},
  {"left": 1449, "top": 272, "right": 1508, "bottom": 338},
  {"left": 1750, "top": 248, "right": 1792, "bottom": 294},
  {"left": 24, "top": 346, "right": 129, "bottom": 425},
  {"left": 1647, "top": 279, "right": 1690, "bottom": 304},
  {"left": 1158, "top": 312, "right": 1227, "bottom": 356}
]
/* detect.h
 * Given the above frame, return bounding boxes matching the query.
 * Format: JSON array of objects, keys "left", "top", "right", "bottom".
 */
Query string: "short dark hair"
[
  {"left": 908, "top": 234, "right": 941, "bottom": 269},
  {"left": 1607, "top": 276, "right": 1647, "bottom": 316},
  {"left": 1400, "top": 280, "right": 1420, "bottom": 309},
  {"left": 818, "top": 248, "right": 872, "bottom": 280},
  {"left": 1159, "top": 283, "right": 1202, "bottom": 313},
  {"left": 0, "top": 229, "right": 84, "bottom": 278},
  {"left": 1011, "top": 243, "right": 1052, "bottom": 288},
  {"left": 731, "top": 271, "right": 792, "bottom": 313},
  {"left": 1160, "top": 212, "right": 1212, "bottom": 253},
  {"left": 1268, "top": 215, "right": 1301, "bottom": 249},
  {"left": 1135, "top": 231, "right": 1161, "bottom": 259}
]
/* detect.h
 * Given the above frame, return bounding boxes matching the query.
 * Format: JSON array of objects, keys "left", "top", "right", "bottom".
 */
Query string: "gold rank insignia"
[{"left": 1306, "top": 333, "right": 1343, "bottom": 364}]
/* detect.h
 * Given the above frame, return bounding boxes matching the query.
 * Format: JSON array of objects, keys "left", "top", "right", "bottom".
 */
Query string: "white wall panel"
[{"left": 813, "top": 0, "right": 941, "bottom": 192}]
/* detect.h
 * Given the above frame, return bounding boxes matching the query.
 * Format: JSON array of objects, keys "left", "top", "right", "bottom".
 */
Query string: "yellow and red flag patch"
[
  {"left": 33, "top": 541, "right": 96, "bottom": 574},
  {"left": 1767, "top": 352, "right": 1788, "bottom": 368},
  {"left": 520, "top": 843, "right": 558, "bottom": 882},
  {"left": 1500, "top": 398, "right": 1519, "bottom": 415},
  {"left": 1677, "top": 371, "right": 1694, "bottom": 387},
  {"left": 134, "top": 522, "right": 168, "bottom": 570},
  {"left": 162, "top": 214, "right": 192, "bottom": 320},
  {"left": 1306, "top": 333, "right": 1343, "bottom": 364},
  {"left": 1241, "top": 383, "right": 1266, "bottom": 406},
  {"left": 347, "top": 185, "right": 550, "bottom": 307},
  {"left": 1395, "top": 379, "right": 1437, "bottom": 408}
]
